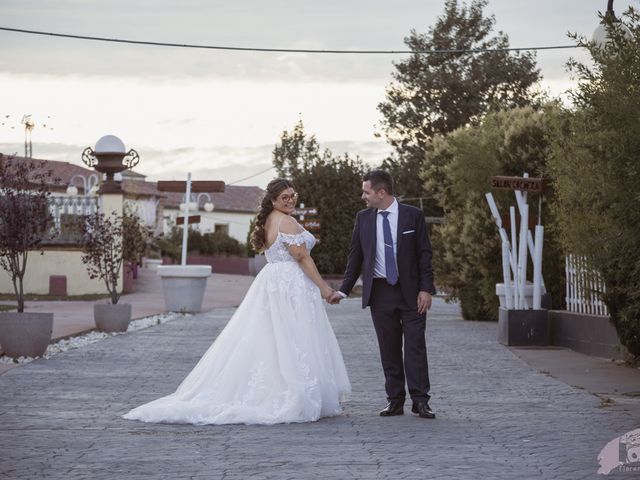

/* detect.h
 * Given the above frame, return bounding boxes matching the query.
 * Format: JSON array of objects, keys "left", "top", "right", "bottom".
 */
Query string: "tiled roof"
[
  {"left": 163, "top": 185, "right": 264, "bottom": 213},
  {"left": 2, "top": 154, "right": 97, "bottom": 193},
  {"left": 1, "top": 154, "right": 162, "bottom": 198},
  {"left": 0, "top": 153, "right": 264, "bottom": 209}
]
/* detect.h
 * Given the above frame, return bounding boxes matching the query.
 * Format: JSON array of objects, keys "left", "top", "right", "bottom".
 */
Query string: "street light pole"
[{"left": 592, "top": 0, "right": 632, "bottom": 48}]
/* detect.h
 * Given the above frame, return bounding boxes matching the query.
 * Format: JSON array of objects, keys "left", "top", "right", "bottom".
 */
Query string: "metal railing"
[
  {"left": 44, "top": 195, "right": 99, "bottom": 245},
  {"left": 565, "top": 254, "right": 609, "bottom": 316}
]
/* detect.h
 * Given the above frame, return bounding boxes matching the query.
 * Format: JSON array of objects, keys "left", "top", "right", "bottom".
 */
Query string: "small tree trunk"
[
  {"left": 18, "top": 274, "right": 25, "bottom": 313},
  {"left": 11, "top": 274, "right": 23, "bottom": 313}
]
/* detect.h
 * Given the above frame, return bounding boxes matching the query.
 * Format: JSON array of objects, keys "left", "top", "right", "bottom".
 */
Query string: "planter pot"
[
  {"left": 145, "top": 258, "right": 163, "bottom": 271},
  {"left": 0, "top": 312, "right": 53, "bottom": 358},
  {"left": 94, "top": 303, "right": 132, "bottom": 333},
  {"left": 498, "top": 307, "right": 549, "bottom": 346},
  {"left": 158, "top": 265, "right": 211, "bottom": 313},
  {"left": 248, "top": 254, "right": 268, "bottom": 276}
]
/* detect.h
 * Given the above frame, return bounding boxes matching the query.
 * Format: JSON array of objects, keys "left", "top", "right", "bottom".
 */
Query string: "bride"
[{"left": 122, "top": 178, "right": 351, "bottom": 425}]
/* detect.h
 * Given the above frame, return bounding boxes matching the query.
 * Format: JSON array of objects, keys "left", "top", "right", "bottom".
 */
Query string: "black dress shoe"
[
  {"left": 379, "top": 401, "right": 404, "bottom": 416},
  {"left": 412, "top": 401, "right": 435, "bottom": 419}
]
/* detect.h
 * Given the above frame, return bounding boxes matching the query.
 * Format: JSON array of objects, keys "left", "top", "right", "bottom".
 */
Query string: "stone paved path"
[{"left": 1, "top": 298, "right": 636, "bottom": 479}]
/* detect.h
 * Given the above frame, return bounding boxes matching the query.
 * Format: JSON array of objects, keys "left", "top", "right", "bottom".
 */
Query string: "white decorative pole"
[
  {"left": 487, "top": 174, "right": 546, "bottom": 313},
  {"left": 517, "top": 204, "right": 529, "bottom": 309},
  {"left": 532, "top": 225, "right": 544, "bottom": 309},
  {"left": 502, "top": 241, "right": 514, "bottom": 309},
  {"left": 181, "top": 172, "right": 192, "bottom": 266},
  {"left": 485, "top": 193, "right": 516, "bottom": 309},
  {"left": 509, "top": 206, "right": 518, "bottom": 308}
]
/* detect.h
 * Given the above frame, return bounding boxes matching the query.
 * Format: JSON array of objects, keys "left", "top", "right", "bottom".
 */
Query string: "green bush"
[
  {"left": 424, "top": 105, "right": 566, "bottom": 320},
  {"left": 152, "top": 227, "right": 246, "bottom": 261},
  {"left": 547, "top": 8, "right": 640, "bottom": 357},
  {"left": 187, "top": 229, "right": 245, "bottom": 256},
  {"left": 246, "top": 217, "right": 257, "bottom": 257}
]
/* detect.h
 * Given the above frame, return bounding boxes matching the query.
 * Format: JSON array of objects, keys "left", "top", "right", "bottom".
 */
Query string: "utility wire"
[
  {"left": 228, "top": 166, "right": 275, "bottom": 186},
  {"left": 0, "top": 26, "right": 581, "bottom": 54}
]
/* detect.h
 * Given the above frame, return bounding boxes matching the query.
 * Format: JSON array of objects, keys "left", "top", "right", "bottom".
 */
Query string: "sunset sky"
[{"left": 0, "top": 0, "right": 635, "bottom": 187}]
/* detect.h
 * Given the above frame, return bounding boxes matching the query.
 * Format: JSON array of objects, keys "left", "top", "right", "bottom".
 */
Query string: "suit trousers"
[{"left": 369, "top": 278, "right": 431, "bottom": 403}]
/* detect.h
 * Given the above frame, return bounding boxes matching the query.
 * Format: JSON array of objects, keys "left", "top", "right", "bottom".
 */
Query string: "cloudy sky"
[{"left": 0, "top": 0, "right": 636, "bottom": 187}]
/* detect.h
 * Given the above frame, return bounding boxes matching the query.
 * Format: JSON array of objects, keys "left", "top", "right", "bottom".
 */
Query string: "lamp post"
[
  {"left": 81, "top": 135, "right": 139, "bottom": 194},
  {"left": 194, "top": 192, "right": 214, "bottom": 212},
  {"left": 66, "top": 173, "right": 100, "bottom": 196},
  {"left": 592, "top": 0, "right": 632, "bottom": 49}
]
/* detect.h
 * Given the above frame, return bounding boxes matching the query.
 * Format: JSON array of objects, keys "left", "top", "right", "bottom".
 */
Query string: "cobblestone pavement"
[{"left": 1, "top": 298, "right": 637, "bottom": 479}]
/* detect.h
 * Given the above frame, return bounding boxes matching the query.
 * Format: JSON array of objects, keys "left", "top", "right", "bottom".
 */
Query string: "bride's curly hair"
[{"left": 250, "top": 178, "right": 295, "bottom": 252}]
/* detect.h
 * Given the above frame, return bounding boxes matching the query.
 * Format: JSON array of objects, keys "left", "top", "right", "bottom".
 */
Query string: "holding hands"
[
  {"left": 327, "top": 291, "right": 344, "bottom": 305},
  {"left": 321, "top": 285, "right": 344, "bottom": 305}
]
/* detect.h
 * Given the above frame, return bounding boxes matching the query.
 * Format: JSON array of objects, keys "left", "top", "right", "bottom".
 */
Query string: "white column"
[{"left": 98, "top": 192, "right": 124, "bottom": 291}]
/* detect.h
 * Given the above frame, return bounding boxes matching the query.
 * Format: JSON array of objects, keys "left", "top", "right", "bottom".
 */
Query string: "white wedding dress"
[{"left": 122, "top": 224, "right": 351, "bottom": 425}]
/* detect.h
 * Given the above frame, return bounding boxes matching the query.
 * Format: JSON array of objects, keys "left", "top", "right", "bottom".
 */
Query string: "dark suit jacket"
[{"left": 339, "top": 202, "right": 436, "bottom": 309}]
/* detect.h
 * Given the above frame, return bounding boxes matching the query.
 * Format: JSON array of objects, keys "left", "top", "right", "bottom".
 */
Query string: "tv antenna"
[{"left": 21, "top": 114, "right": 35, "bottom": 158}]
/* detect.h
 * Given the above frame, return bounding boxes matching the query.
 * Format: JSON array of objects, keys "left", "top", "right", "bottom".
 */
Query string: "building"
[
  {"left": 0, "top": 154, "right": 264, "bottom": 295},
  {"left": 161, "top": 186, "right": 264, "bottom": 243}
]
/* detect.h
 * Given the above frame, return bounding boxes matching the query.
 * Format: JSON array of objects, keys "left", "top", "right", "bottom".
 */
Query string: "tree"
[
  {"left": 548, "top": 8, "right": 640, "bottom": 357},
  {"left": 273, "top": 120, "right": 366, "bottom": 274},
  {"left": 82, "top": 212, "right": 125, "bottom": 305},
  {"left": 425, "top": 105, "right": 566, "bottom": 320},
  {"left": 377, "top": 0, "right": 541, "bottom": 205},
  {"left": 0, "top": 155, "right": 58, "bottom": 312}
]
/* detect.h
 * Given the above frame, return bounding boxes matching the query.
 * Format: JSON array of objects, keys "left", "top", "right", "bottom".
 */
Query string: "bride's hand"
[{"left": 321, "top": 285, "right": 335, "bottom": 301}]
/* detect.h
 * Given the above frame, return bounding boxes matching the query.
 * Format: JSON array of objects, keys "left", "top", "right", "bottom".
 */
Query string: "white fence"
[
  {"left": 45, "top": 195, "right": 99, "bottom": 244},
  {"left": 565, "top": 254, "right": 608, "bottom": 316}
]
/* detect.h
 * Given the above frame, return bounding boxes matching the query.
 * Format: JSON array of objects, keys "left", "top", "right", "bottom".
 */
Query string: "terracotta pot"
[
  {"left": 94, "top": 303, "right": 132, "bottom": 333},
  {"left": 0, "top": 312, "right": 53, "bottom": 358}
]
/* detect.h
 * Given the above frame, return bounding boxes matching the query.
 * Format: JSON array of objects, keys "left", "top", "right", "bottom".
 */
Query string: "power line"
[
  {"left": 0, "top": 26, "right": 581, "bottom": 55},
  {"left": 228, "top": 166, "right": 275, "bottom": 186}
]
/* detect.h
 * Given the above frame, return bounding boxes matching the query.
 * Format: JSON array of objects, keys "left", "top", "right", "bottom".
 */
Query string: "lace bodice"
[{"left": 264, "top": 229, "right": 316, "bottom": 264}]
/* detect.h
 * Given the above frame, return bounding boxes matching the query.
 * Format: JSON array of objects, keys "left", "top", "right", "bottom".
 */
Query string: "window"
[{"left": 214, "top": 224, "right": 229, "bottom": 235}]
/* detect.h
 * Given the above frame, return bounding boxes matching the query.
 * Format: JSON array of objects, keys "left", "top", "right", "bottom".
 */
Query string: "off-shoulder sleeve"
[
  {"left": 279, "top": 231, "right": 307, "bottom": 247},
  {"left": 277, "top": 216, "right": 306, "bottom": 247}
]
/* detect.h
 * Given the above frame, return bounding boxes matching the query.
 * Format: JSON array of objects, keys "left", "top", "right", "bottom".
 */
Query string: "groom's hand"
[
  {"left": 417, "top": 291, "right": 432, "bottom": 314},
  {"left": 328, "top": 292, "right": 343, "bottom": 305}
]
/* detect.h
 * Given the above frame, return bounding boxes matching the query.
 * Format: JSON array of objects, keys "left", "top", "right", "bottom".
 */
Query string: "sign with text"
[
  {"left": 300, "top": 219, "right": 320, "bottom": 231},
  {"left": 491, "top": 176, "right": 545, "bottom": 193},
  {"left": 293, "top": 205, "right": 320, "bottom": 241},
  {"left": 294, "top": 207, "right": 318, "bottom": 216},
  {"left": 157, "top": 181, "right": 225, "bottom": 193}
]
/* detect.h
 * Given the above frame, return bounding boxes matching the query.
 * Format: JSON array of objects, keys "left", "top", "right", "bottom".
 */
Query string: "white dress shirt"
[{"left": 374, "top": 198, "right": 398, "bottom": 279}]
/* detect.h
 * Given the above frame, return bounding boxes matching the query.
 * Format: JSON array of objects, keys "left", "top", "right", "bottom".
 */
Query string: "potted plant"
[
  {"left": 0, "top": 155, "right": 58, "bottom": 358},
  {"left": 82, "top": 211, "right": 132, "bottom": 332}
]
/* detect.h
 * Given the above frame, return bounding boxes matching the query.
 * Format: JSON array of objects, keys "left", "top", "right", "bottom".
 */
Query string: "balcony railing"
[{"left": 44, "top": 195, "right": 99, "bottom": 245}]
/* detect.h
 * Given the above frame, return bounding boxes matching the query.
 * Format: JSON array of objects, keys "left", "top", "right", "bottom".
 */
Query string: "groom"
[{"left": 329, "top": 170, "right": 436, "bottom": 419}]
